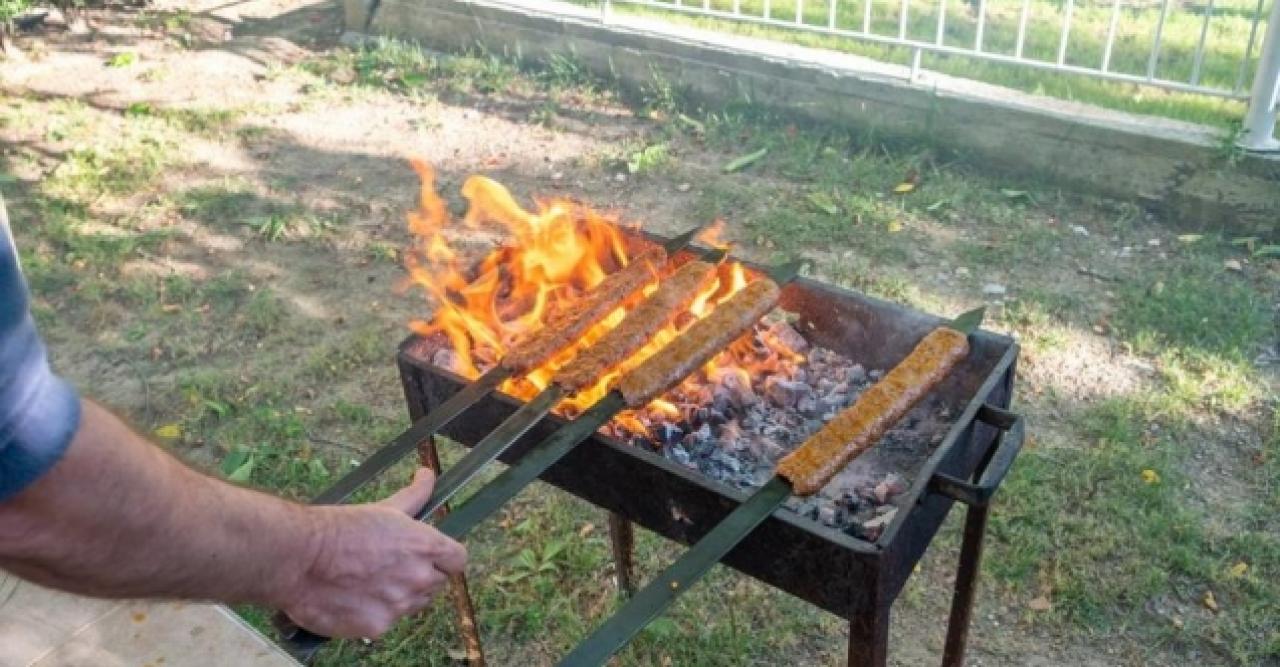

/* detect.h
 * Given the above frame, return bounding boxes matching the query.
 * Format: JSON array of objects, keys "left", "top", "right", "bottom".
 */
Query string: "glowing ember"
[{"left": 401, "top": 161, "right": 803, "bottom": 431}]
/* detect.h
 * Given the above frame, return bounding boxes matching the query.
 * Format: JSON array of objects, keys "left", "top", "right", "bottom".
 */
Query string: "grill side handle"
[{"left": 928, "top": 405, "right": 1024, "bottom": 508}]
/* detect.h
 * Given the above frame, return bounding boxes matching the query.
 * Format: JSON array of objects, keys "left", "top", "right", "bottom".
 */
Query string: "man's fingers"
[
  {"left": 380, "top": 467, "right": 436, "bottom": 516},
  {"left": 427, "top": 529, "right": 468, "bottom": 575}
]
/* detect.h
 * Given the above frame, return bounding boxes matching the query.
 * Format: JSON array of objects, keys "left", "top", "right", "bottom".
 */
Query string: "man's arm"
[
  {"left": 1, "top": 192, "right": 466, "bottom": 639},
  {"left": 0, "top": 399, "right": 467, "bottom": 639}
]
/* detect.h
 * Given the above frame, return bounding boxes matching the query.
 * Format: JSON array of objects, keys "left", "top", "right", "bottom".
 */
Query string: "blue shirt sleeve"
[{"left": 0, "top": 194, "right": 82, "bottom": 502}]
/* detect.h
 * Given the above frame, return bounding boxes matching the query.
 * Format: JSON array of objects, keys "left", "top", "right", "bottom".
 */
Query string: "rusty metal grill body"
[{"left": 396, "top": 246, "right": 1021, "bottom": 666}]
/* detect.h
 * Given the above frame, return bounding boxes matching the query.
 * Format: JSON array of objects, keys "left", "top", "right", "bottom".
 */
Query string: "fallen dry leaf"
[
  {"left": 892, "top": 182, "right": 916, "bottom": 194},
  {"left": 1141, "top": 469, "right": 1161, "bottom": 485},
  {"left": 154, "top": 423, "right": 182, "bottom": 440},
  {"left": 1228, "top": 561, "right": 1248, "bottom": 578},
  {"left": 579, "top": 523, "right": 596, "bottom": 538},
  {"left": 1202, "top": 590, "right": 1219, "bottom": 612},
  {"left": 1027, "top": 596, "right": 1053, "bottom": 612}
]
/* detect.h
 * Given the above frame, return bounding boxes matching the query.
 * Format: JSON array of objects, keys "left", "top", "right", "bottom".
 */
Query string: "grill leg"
[
  {"left": 941, "top": 503, "right": 990, "bottom": 667},
  {"left": 847, "top": 603, "right": 889, "bottom": 667},
  {"left": 606, "top": 512, "right": 637, "bottom": 596},
  {"left": 418, "top": 436, "right": 487, "bottom": 666}
]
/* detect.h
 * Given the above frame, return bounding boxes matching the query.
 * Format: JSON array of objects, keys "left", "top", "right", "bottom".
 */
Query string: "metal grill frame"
[{"left": 396, "top": 243, "right": 1024, "bottom": 665}]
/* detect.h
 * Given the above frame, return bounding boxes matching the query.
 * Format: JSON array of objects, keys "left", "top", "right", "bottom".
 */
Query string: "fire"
[{"left": 402, "top": 161, "right": 804, "bottom": 433}]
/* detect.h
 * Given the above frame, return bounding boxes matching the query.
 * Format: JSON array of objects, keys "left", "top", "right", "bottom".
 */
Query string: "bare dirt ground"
[{"left": 2, "top": 1, "right": 1276, "bottom": 665}]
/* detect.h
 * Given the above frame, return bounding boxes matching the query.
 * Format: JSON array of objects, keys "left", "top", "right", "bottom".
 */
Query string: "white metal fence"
[{"left": 596, "top": 0, "right": 1280, "bottom": 149}]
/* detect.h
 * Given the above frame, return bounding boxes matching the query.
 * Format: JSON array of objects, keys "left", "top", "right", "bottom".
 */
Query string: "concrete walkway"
[{"left": 0, "top": 573, "right": 298, "bottom": 667}]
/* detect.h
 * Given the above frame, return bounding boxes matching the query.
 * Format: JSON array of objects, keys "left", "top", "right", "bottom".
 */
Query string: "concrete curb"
[{"left": 351, "top": 0, "right": 1279, "bottom": 233}]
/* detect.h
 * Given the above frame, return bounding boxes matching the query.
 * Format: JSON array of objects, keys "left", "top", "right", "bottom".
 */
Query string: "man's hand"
[
  {"left": 0, "top": 401, "right": 467, "bottom": 640},
  {"left": 277, "top": 468, "right": 468, "bottom": 639}
]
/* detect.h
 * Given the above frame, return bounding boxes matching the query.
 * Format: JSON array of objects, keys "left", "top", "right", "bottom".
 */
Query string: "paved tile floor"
[{"left": 0, "top": 573, "right": 298, "bottom": 667}]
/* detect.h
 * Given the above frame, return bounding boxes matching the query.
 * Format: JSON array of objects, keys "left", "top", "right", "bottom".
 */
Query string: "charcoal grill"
[{"left": 392, "top": 238, "right": 1024, "bottom": 666}]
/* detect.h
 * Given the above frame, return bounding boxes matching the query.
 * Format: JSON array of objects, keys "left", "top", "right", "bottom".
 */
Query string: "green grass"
[
  {"left": 990, "top": 393, "right": 1280, "bottom": 663},
  {"left": 572, "top": 0, "right": 1261, "bottom": 127},
  {"left": 5, "top": 33, "right": 1277, "bottom": 666},
  {"left": 1114, "top": 270, "right": 1270, "bottom": 360}
]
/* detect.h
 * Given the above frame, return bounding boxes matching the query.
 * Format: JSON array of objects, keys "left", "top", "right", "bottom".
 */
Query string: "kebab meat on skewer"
[
  {"left": 434, "top": 260, "right": 803, "bottom": 541},
  {"left": 411, "top": 255, "right": 726, "bottom": 521},
  {"left": 306, "top": 228, "right": 701, "bottom": 507},
  {"left": 558, "top": 308, "right": 984, "bottom": 667}
]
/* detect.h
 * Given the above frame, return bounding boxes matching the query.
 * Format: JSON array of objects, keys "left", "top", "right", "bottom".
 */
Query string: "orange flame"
[{"left": 403, "top": 162, "right": 805, "bottom": 430}]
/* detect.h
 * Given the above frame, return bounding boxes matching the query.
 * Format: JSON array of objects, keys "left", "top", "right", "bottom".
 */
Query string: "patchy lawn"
[{"left": 1, "top": 1, "right": 1276, "bottom": 665}]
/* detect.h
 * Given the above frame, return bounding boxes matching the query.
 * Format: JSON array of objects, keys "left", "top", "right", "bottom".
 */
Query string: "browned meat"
[
  {"left": 619, "top": 279, "right": 780, "bottom": 408},
  {"left": 553, "top": 260, "right": 716, "bottom": 392},
  {"left": 501, "top": 247, "right": 664, "bottom": 373},
  {"left": 776, "top": 327, "right": 970, "bottom": 496}
]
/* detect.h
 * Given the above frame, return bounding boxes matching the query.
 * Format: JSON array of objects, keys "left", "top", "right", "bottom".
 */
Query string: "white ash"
[
  {"left": 425, "top": 318, "right": 946, "bottom": 541},
  {"left": 601, "top": 320, "right": 946, "bottom": 540}
]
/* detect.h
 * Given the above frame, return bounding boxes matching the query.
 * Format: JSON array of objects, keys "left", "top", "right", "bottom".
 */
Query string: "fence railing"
[{"left": 596, "top": 0, "right": 1280, "bottom": 150}]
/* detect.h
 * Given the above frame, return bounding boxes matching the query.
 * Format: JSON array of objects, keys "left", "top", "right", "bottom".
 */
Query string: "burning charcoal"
[
  {"left": 797, "top": 394, "right": 820, "bottom": 416},
  {"left": 857, "top": 507, "right": 898, "bottom": 541},
  {"left": 711, "top": 393, "right": 735, "bottom": 419},
  {"left": 872, "top": 473, "right": 907, "bottom": 504},
  {"left": 653, "top": 423, "right": 684, "bottom": 447},
  {"left": 432, "top": 348, "right": 465, "bottom": 375},
  {"left": 747, "top": 436, "right": 785, "bottom": 463},
  {"left": 867, "top": 506, "right": 898, "bottom": 524},
  {"left": 791, "top": 498, "right": 820, "bottom": 520},
  {"left": 818, "top": 505, "right": 837, "bottom": 526},
  {"left": 712, "top": 370, "right": 757, "bottom": 410},
  {"left": 869, "top": 369, "right": 884, "bottom": 381},
  {"left": 838, "top": 492, "right": 866, "bottom": 513},
  {"left": 666, "top": 443, "right": 692, "bottom": 466},
  {"left": 854, "top": 482, "right": 879, "bottom": 504},
  {"left": 764, "top": 377, "right": 809, "bottom": 409},
  {"left": 848, "top": 364, "right": 868, "bottom": 383},
  {"left": 700, "top": 406, "right": 727, "bottom": 426},
  {"left": 716, "top": 421, "right": 744, "bottom": 451},
  {"left": 768, "top": 320, "right": 809, "bottom": 353},
  {"left": 819, "top": 393, "right": 847, "bottom": 414},
  {"left": 710, "top": 450, "right": 742, "bottom": 475}
]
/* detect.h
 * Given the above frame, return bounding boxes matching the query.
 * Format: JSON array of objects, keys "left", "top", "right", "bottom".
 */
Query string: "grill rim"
[
  {"left": 397, "top": 238, "right": 1019, "bottom": 552},
  {"left": 396, "top": 230, "right": 1022, "bottom": 619}
]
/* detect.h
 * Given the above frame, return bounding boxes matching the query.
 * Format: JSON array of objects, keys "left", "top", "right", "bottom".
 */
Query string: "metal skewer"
[
  {"left": 305, "top": 227, "right": 703, "bottom": 507},
  {"left": 556, "top": 308, "right": 986, "bottom": 666},
  {"left": 274, "top": 228, "right": 701, "bottom": 662},
  {"left": 414, "top": 246, "right": 730, "bottom": 522},
  {"left": 434, "top": 259, "right": 807, "bottom": 541}
]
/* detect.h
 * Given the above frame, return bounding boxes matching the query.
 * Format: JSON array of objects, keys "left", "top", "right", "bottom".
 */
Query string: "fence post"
[
  {"left": 1240, "top": 0, "right": 1280, "bottom": 151},
  {"left": 601, "top": 0, "right": 612, "bottom": 24}
]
